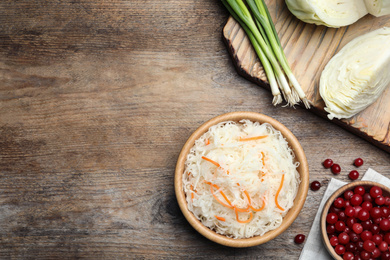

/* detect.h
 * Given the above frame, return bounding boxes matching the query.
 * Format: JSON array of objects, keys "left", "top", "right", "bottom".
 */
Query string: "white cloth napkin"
[{"left": 299, "top": 168, "right": 390, "bottom": 260}]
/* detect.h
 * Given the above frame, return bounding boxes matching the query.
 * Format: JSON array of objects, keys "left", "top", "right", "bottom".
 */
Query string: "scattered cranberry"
[
  {"left": 294, "top": 234, "right": 305, "bottom": 244},
  {"left": 331, "top": 164, "right": 341, "bottom": 175},
  {"left": 349, "top": 170, "right": 359, "bottom": 180},
  {"left": 323, "top": 159, "right": 334, "bottom": 168},
  {"left": 310, "top": 181, "right": 321, "bottom": 191},
  {"left": 354, "top": 158, "right": 364, "bottom": 167}
]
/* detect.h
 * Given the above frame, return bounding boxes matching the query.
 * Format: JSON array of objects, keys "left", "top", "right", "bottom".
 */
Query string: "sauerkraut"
[{"left": 183, "top": 120, "right": 300, "bottom": 239}]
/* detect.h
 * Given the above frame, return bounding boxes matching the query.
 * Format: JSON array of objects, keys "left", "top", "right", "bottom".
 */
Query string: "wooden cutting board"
[{"left": 222, "top": 0, "right": 390, "bottom": 153}]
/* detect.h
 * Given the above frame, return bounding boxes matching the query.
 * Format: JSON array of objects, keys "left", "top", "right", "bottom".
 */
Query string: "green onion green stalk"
[{"left": 222, "top": 0, "right": 311, "bottom": 108}]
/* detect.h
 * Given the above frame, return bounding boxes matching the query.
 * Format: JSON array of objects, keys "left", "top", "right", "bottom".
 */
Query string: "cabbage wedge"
[
  {"left": 365, "top": 0, "right": 390, "bottom": 17},
  {"left": 319, "top": 27, "right": 390, "bottom": 120},
  {"left": 285, "top": 0, "right": 368, "bottom": 28}
]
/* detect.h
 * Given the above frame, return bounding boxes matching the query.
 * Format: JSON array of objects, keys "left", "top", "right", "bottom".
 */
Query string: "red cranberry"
[
  {"left": 294, "top": 234, "right": 305, "bottom": 244},
  {"left": 347, "top": 218, "right": 358, "bottom": 229},
  {"left": 361, "top": 220, "right": 373, "bottom": 230},
  {"left": 350, "top": 232, "right": 360, "bottom": 243},
  {"left": 344, "top": 190, "right": 354, "bottom": 200},
  {"left": 339, "top": 232, "right": 350, "bottom": 244},
  {"left": 335, "top": 244, "right": 346, "bottom": 255},
  {"left": 310, "top": 181, "right": 321, "bottom": 191},
  {"left": 354, "top": 158, "right": 364, "bottom": 167},
  {"left": 356, "top": 241, "right": 365, "bottom": 251},
  {"left": 349, "top": 170, "right": 359, "bottom": 180},
  {"left": 338, "top": 211, "right": 348, "bottom": 222},
  {"left": 360, "top": 250, "right": 371, "bottom": 260},
  {"left": 362, "top": 201, "right": 373, "bottom": 211},
  {"left": 335, "top": 221, "right": 347, "bottom": 232},
  {"left": 351, "top": 194, "right": 363, "bottom": 206},
  {"left": 379, "top": 241, "right": 388, "bottom": 252},
  {"left": 372, "top": 234, "right": 383, "bottom": 245},
  {"left": 334, "top": 197, "right": 345, "bottom": 208},
  {"left": 371, "top": 207, "right": 383, "bottom": 219},
  {"left": 355, "top": 186, "right": 366, "bottom": 196},
  {"left": 327, "top": 224, "right": 336, "bottom": 234},
  {"left": 373, "top": 217, "right": 383, "bottom": 224},
  {"left": 380, "top": 218, "right": 390, "bottom": 231},
  {"left": 363, "top": 240, "right": 376, "bottom": 252},
  {"left": 331, "top": 164, "right": 341, "bottom": 175},
  {"left": 385, "top": 233, "right": 390, "bottom": 244},
  {"left": 363, "top": 193, "right": 373, "bottom": 202},
  {"left": 323, "top": 159, "right": 334, "bottom": 168},
  {"left": 370, "top": 186, "right": 383, "bottom": 199},
  {"left": 346, "top": 242, "right": 357, "bottom": 253},
  {"left": 375, "top": 196, "right": 386, "bottom": 206},
  {"left": 345, "top": 206, "right": 356, "bottom": 217},
  {"left": 382, "top": 252, "right": 390, "bottom": 260},
  {"left": 371, "top": 224, "right": 381, "bottom": 234},
  {"left": 330, "top": 236, "right": 339, "bottom": 247},
  {"left": 382, "top": 207, "right": 390, "bottom": 218},
  {"left": 353, "top": 223, "right": 364, "bottom": 234},
  {"left": 327, "top": 213, "right": 338, "bottom": 224},
  {"left": 372, "top": 247, "right": 381, "bottom": 258},
  {"left": 385, "top": 197, "right": 390, "bottom": 206},
  {"left": 358, "top": 209, "right": 370, "bottom": 221},
  {"left": 343, "top": 252, "right": 354, "bottom": 260},
  {"left": 361, "top": 230, "right": 373, "bottom": 241}
]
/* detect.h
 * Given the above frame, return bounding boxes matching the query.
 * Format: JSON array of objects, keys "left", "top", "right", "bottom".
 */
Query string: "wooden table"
[{"left": 0, "top": 1, "right": 389, "bottom": 259}]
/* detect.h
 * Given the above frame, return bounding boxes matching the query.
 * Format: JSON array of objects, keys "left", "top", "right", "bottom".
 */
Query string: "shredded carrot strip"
[
  {"left": 204, "top": 181, "right": 233, "bottom": 209},
  {"left": 215, "top": 215, "right": 226, "bottom": 221},
  {"left": 201, "top": 156, "right": 220, "bottom": 167},
  {"left": 261, "top": 151, "right": 265, "bottom": 166},
  {"left": 250, "top": 197, "right": 266, "bottom": 212},
  {"left": 239, "top": 135, "right": 268, "bottom": 141},
  {"left": 190, "top": 185, "right": 195, "bottom": 201},
  {"left": 205, "top": 139, "right": 210, "bottom": 145},
  {"left": 275, "top": 174, "right": 285, "bottom": 211},
  {"left": 235, "top": 208, "right": 253, "bottom": 223}
]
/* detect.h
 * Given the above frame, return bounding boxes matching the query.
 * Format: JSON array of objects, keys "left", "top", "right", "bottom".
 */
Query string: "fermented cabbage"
[
  {"left": 320, "top": 27, "right": 390, "bottom": 120},
  {"left": 183, "top": 120, "right": 300, "bottom": 239},
  {"left": 285, "top": 0, "right": 368, "bottom": 28}
]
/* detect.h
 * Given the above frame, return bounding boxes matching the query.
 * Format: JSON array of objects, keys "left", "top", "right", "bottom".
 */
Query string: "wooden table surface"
[{"left": 0, "top": 1, "right": 389, "bottom": 259}]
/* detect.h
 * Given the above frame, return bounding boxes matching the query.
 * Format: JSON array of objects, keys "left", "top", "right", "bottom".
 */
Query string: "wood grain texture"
[
  {"left": 223, "top": 0, "right": 390, "bottom": 153},
  {"left": 0, "top": 0, "right": 390, "bottom": 259}
]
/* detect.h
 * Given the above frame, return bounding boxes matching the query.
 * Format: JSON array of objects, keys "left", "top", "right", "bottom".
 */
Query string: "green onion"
[
  {"left": 222, "top": 0, "right": 311, "bottom": 108},
  {"left": 221, "top": 0, "right": 282, "bottom": 105}
]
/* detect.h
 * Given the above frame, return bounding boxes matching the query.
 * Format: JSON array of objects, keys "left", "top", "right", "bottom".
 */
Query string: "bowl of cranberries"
[{"left": 321, "top": 181, "right": 390, "bottom": 260}]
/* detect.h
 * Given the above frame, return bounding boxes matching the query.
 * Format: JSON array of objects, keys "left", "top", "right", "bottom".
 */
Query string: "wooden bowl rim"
[
  {"left": 320, "top": 181, "right": 390, "bottom": 259},
  {"left": 174, "top": 111, "right": 309, "bottom": 247}
]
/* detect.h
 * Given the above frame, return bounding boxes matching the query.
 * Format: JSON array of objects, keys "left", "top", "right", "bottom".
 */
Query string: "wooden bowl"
[
  {"left": 174, "top": 111, "right": 309, "bottom": 247},
  {"left": 321, "top": 181, "right": 390, "bottom": 259}
]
